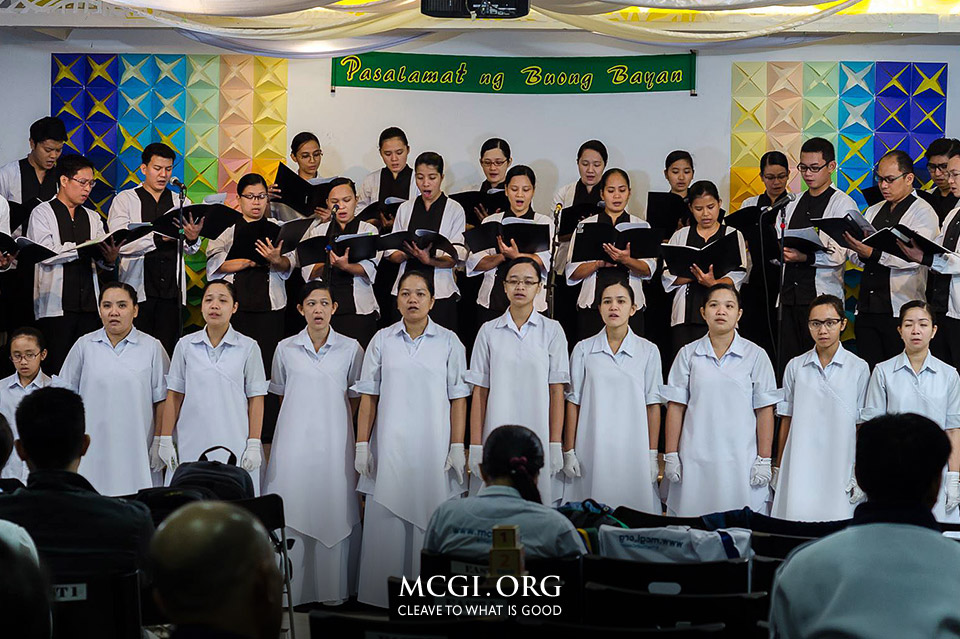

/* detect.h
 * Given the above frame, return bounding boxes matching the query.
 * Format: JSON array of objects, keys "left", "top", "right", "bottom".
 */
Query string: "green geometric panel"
[
  {"left": 803, "top": 96, "right": 839, "bottom": 134},
  {"left": 187, "top": 55, "right": 220, "bottom": 90},
  {"left": 804, "top": 62, "right": 839, "bottom": 97},
  {"left": 186, "top": 87, "right": 220, "bottom": 125},
  {"left": 185, "top": 123, "right": 219, "bottom": 158}
]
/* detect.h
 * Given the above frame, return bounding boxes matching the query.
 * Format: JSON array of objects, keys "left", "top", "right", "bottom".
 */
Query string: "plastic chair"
[
  {"left": 583, "top": 555, "right": 751, "bottom": 594},
  {"left": 750, "top": 531, "right": 815, "bottom": 559},
  {"left": 51, "top": 571, "right": 141, "bottom": 639}
]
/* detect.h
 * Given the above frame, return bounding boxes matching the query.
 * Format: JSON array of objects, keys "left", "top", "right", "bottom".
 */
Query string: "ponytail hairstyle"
[{"left": 481, "top": 425, "right": 545, "bottom": 503}]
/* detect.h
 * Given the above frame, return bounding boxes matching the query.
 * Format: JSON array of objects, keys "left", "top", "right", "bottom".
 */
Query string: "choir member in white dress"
[
  {"left": 467, "top": 257, "right": 569, "bottom": 505},
  {"left": 562, "top": 280, "right": 663, "bottom": 513},
  {"left": 661, "top": 283, "right": 780, "bottom": 517},
  {"left": 353, "top": 270, "right": 470, "bottom": 608},
  {"left": 862, "top": 300, "right": 960, "bottom": 523},
  {"left": 158, "top": 281, "right": 269, "bottom": 494},
  {"left": 262, "top": 281, "right": 364, "bottom": 605},
  {"left": 0, "top": 328, "right": 50, "bottom": 482},
  {"left": 772, "top": 295, "right": 870, "bottom": 521},
  {"left": 58, "top": 282, "right": 170, "bottom": 496}
]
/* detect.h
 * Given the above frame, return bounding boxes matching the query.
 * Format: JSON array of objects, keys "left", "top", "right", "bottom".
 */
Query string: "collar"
[
  {"left": 694, "top": 331, "right": 746, "bottom": 360},
  {"left": 478, "top": 485, "right": 522, "bottom": 499},
  {"left": 92, "top": 326, "right": 140, "bottom": 346},
  {"left": 295, "top": 327, "right": 339, "bottom": 353},
  {"left": 25, "top": 469, "right": 98, "bottom": 494},
  {"left": 5, "top": 371, "right": 50, "bottom": 391},
  {"left": 590, "top": 329, "right": 637, "bottom": 358},
  {"left": 392, "top": 319, "right": 438, "bottom": 340},
  {"left": 802, "top": 343, "right": 848, "bottom": 370},
  {"left": 852, "top": 500, "right": 941, "bottom": 532},
  {"left": 495, "top": 309, "right": 542, "bottom": 330},
  {"left": 893, "top": 351, "right": 937, "bottom": 375},
  {"left": 190, "top": 325, "right": 240, "bottom": 348}
]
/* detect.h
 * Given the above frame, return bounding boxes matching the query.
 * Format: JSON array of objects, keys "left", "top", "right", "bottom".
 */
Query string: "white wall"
[{"left": 1, "top": 28, "right": 959, "bottom": 215}]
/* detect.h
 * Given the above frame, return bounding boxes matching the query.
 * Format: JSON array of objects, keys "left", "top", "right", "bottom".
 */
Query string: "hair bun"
[{"left": 509, "top": 456, "right": 529, "bottom": 475}]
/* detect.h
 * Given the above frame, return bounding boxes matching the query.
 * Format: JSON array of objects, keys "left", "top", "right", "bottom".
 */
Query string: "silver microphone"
[
  {"left": 762, "top": 192, "right": 797, "bottom": 213},
  {"left": 169, "top": 176, "right": 186, "bottom": 191}
]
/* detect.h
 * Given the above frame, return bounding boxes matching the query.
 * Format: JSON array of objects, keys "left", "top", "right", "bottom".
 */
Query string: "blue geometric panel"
[
  {"left": 86, "top": 54, "right": 118, "bottom": 89},
  {"left": 154, "top": 55, "right": 186, "bottom": 92},
  {"left": 876, "top": 61, "right": 912, "bottom": 98},
  {"left": 839, "top": 62, "right": 874, "bottom": 100},
  {"left": 52, "top": 54, "right": 86, "bottom": 88},
  {"left": 85, "top": 86, "right": 118, "bottom": 124},
  {"left": 910, "top": 95, "right": 946, "bottom": 135},
  {"left": 912, "top": 62, "right": 947, "bottom": 99},
  {"left": 151, "top": 88, "right": 186, "bottom": 125},
  {"left": 838, "top": 167, "right": 873, "bottom": 210},
  {"left": 875, "top": 95, "right": 909, "bottom": 133},
  {"left": 838, "top": 95, "right": 874, "bottom": 135},
  {"left": 874, "top": 131, "right": 910, "bottom": 159},
  {"left": 838, "top": 131, "right": 874, "bottom": 170},
  {"left": 119, "top": 54, "right": 156, "bottom": 91}
]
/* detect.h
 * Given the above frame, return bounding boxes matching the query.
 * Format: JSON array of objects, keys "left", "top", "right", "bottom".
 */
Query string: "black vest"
[
  {"left": 859, "top": 195, "right": 916, "bottom": 316},
  {"left": 19, "top": 157, "right": 58, "bottom": 205},
  {"left": 573, "top": 180, "right": 601, "bottom": 207},
  {"left": 233, "top": 220, "right": 272, "bottom": 313},
  {"left": 489, "top": 209, "right": 537, "bottom": 313},
  {"left": 405, "top": 194, "right": 447, "bottom": 290},
  {"left": 323, "top": 216, "right": 364, "bottom": 315},
  {"left": 50, "top": 199, "right": 97, "bottom": 313},
  {"left": 927, "top": 189, "right": 958, "bottom": 225},
  {"left": 592, "top": 211, "right": 632, "bottom": 307},
  {"left": 377, "top": 165, "right": 413, "bottom": 203},
  {"left": 928, "top": 210, "right": 960, "bottom": 313},
  {"left": 136, "top": 187, "right": 179, "bottom": 300},
  {"left": 781, "top": 188, "right": 833, "bottom": 306},
  {"left": 682, "top": 225, "right": 728, "bottom": 325}
]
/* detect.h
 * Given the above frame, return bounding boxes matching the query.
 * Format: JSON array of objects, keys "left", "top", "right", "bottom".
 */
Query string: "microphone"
[
  {"left": 170, "top": 176, "right": 186, "bottom": 191},
  {"left": 761, "top": 192, "right": 797, "bottom": 213}
]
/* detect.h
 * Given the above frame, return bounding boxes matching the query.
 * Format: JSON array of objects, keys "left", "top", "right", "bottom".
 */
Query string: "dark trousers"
[
  {"left": 778, "top": 303, "right": 815, "bottom": 376},
  {"left": 576, "top": 307, "right": 644, "bottom": 343},
  {"left": 330, "top": 312, "right": 379, "bottom": 349},
  {"left": 134, "top": 296, "right": 181, "bottom": 356},
  {"left": 931, "top": 313, "right": 960, "bottom": 369},
  {"left": 476, "top": 305, "right": 503, "bottom": 329},
  {"left": 855, "top": 312, "right": 903, "bottom": 370},
  {"left": 457, "top": 271, "right": 482, "bottom": 355},
  {"left": 671, "top": 323, "right": 709, "bottom": 361},
  {"left": 374, "top": 261, "right": 401, "bottom": 327},
  {"left": 233, "top": 309, "right": 284, "bottom": 444},
  {"left": 428, "top": 297, "right": 458, "bottom": 333},
  {"left": 37, "top": 311, "right": 101, "bottom": 374},
  {"left": 553, "top": 279, "right": 579, "bottom": 350}
]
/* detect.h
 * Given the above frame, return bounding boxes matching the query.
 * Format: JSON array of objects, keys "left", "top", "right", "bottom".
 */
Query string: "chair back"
[
  {"left": 749, "top": 531, "right": 815, "bottom": 559},
  {"left": 750, "top": 555, "right": 783, "bottom": 593},
  {"left": 584, "top": 555, "right": 751, "bottom": 594},
  {"left": 51, "top": 571, "right": 141, "bottom": 639}
]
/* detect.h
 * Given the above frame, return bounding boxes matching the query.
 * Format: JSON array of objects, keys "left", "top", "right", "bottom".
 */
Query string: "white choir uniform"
[
  {"left": 387, "top": 196, "right": 467, "bottom": 300},
  {"left": 0, "top": 195, "right": 10, "bottom": 236},
  {"left": 0, "top": 160, "right": 26, "bottom": 206},
  {"left": 27, "top": 201, "right": 107, "bottom": 319},
  {"left": 662, "top": 225, "right": 749, "bottom": 326},
  {"left": 929, "top": 205, "right": 960, "bottom": 320},
  {"left": 465, "top": 211, "right": 554, "bottom": 313},
  {"left": 565, "top": 214, "right": 657, "bottom": 310},
  {"left": 466, "top": 311, "right": 570, "bottom": 504},
  {"left": 564, "top": 329, "right": 663, "bottom": 513},
  {"left": 205, "top": 219, "right": 295, "bottom": 311},
  {"left": 165, "top": 326, "right": 268, "bottom": 493},
  {"left": 357, "top": 167, "right": 419, "bottom": 210},
  {"left": 262, "top": 328, "right": 365, "bottom": 605},
  {"left": 848, "top": 195, "right": 939, "bottom": 316},
  {"left": 552, "top": 179, "right": 600, "bottom": 274},
  {"left": 0, "top": 371, "right": 50, "bottom": 481},
  {"left": 660, "top": 332, "right": 780, "bottom": 517},
  {"left": 773, "top": 345, "right": 870, "bottom": 521},
  {"left": 299, "top": 218, "right": 380, "bottom": 315},
  {"left": 58, "top": 328, "right": 169, "bottom": 496},
  {"left": 353, "top": 319, "right": 471, "bottom": 608},
  {"left": 107, "top": 186, "right": 198, "bottom": 303},
  {"left": 863, "top": 352, "right": 960, "bottom": 522}
]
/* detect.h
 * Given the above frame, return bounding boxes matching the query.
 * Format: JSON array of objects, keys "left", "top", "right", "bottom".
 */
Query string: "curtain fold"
[{"left": 178, "top": 29, "right": 429, "bottom": 56}]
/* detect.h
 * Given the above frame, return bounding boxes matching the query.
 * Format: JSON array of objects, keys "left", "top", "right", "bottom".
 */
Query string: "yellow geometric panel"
[
  {"left": 87, "top": 55, "right": 117, "bottom": 85},
  {"left": 730, "top": 166, "right": 765, "bottom": 211},
  {"left": 254, "top": 57, "right": 287, "bottom": 94},
  {"left": 731, "top": 132, "right": 766, "bottom": 168},
  {"left": 914, "top": 64, "right": 946, "bottom": 98},
  {"left": 732, "top": 62, "right": 766, "bottom": 98},
  {"left": 54, "top": 56, "right": 82, "bottom": 85},
  {"left": 253, "top": 123, "right": 286, "bottom": 159},
  {"left": 253, "top": 89, "right": 287, "bottom": 126},
  {"left": 252, "top": 159, "right": 281, "bottom": 185},
  {"left": 732, "top": 96, "right": 766, "bottom": 132}
]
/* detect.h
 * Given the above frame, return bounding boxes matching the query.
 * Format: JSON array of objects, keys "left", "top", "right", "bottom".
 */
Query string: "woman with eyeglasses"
[
  {"left": 772, "top": 295, "right": 869, "bottom": 521},
  {"left": 467, "top": 257, "right": 570, "bottom": 505},
  {"left": 472, "top": 138, "right": 512, "bottom": 224},
  {"left": 269, "top": 132, "right": 330, "bottom": 223}
]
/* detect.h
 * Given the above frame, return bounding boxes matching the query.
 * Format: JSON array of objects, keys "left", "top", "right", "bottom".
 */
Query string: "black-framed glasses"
[
  {"left": 928, "top": 162, "right": 949, "bottom": 174},
  {"left": 874, "top": 171, "right": 910, "bottom": 185},
  {"left": 797, "top": 164, "right": 827, "bottom": 174}
]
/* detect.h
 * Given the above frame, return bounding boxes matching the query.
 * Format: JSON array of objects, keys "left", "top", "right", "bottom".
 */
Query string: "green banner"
[{"left": 332, "top": 51, "right": 696, "bottom": 95}]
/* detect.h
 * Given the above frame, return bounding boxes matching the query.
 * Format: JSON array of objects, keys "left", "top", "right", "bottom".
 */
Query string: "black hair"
[
  {"left": 879, "top": 149, "right": 914, "bottom": 175},
  {"left": 856, "top": 413, "right": 950, "bottom": 505},
  {"left": 379, "top": 126, "right": 409, "bottom": 148},
  {"left": 415, "top": 151, "right": 444, "bottom": 175},
  {"left": 703, "top": 282, "right": 741, "bottom": 308},
  {"left": 290, "top": 131, "right": 320, "bottom": 156},
  {"left": 325, "top": 177, "right": 357, "bottom": 204},
  {"left": 480, "top": 138, "right": 511, "bottom": 160},
  {"left": 504, "top": 256, "right": 542, "bottom": 284},
  {"left": 577, "top": 140, "right": 608, "bottom": 164},
  {"left": 809, "top": 294, "right": 845, "bottom": 320},
  {"left": 505, "top": 165, "right": 536, "bottom": 189},
  {"left": 760, "top": 151, "right": 789, "bottom": 173},
  {"left": 98, "top": 280, "right": 138, "bottom": 305},
  {"left": 481, "top": 425, "right": 545, "bottom": 504},
  {"left": 29, "top": 116, "right": 67, "bottom": 144},
  {"left": 16, "top": 387, "right": 85, "bottom": 470},
  {"left": 298, "top": 280, "right": 333, "bottom": 305},
  {"left": 0, "top": 415, "right": 12, "bottom": 471},
  {"left": 141, "top": 142, "right": 175, "bottom": 166},
  {"left": 947, "top": 141, "right": 960, "bottom": 160},
  {"left": 687, "top": 180, "right": 721, "bottom": 203},
  {"left": 10, "top": 327, "right": 46, "bottom": 353},
  {"left": 599, "top": 168, "right": 630, "bottom": 191},
  {"left": 0, "top": 536, "right": 51, "bottom": 639},
  {"left": 800, "top": 137, "right": 836, "bottom": 164},
  {"left": 599, "top": 277, "right": 635, "bottom": 305},
  {"left": 236, "top": 173, "right": 268, "bottom": 196},
  {"left": 203, "top": 279, "right": 237, "bottom": 302},
  {"left": 665, "top": 150, "right": 694, "bottom": 171},
  {"left": 899, "top": 299, "right": 936, "bottom": 325},
  {"left": 398, "top": 270, "right": 435, "bottom": 297},
  {"left": 55, "top": 154, "right": 94, "bottom": 181},
  {"left": 925, "top": 138, "right": 959, "bottom": 159}
]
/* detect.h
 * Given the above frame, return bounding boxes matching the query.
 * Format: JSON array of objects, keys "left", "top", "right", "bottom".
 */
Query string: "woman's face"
[
  {"left": 807, "top": 303, "right": 845, "bottom": 351},
  {"left": 480, "top": 147, "right": 511, "bottom": 185},
  {"left": 506, "top": 175, "right": 534, "bottom": 215},
  {"left": 700, "top": 288, "right": 742, "bottom": 334},
  {"left": 99, "top": 287, "right": 138, "bottom": 338},
  {"left": 299, "top": 289, "right": 337, "bottom": 331},
  {"left": 599, "top": 283, "right": 636, "bottom": 329},
  {"left": 238, "top": 182, "right": 268, "bottom": 220},
  {"left": 665, "top": 160, "right": 694, "bottom": 194},
  {"left": 899, "top": 307, "right": 937, "bottom": 354},
  {"left": 503, "top": 262, "right": 541, "bottom": 308},
  {"left": 689, "top": 193, "right": 721, "bottom": 229},
  {"left": 415, "top": 164, "right": 443, "bottom": 202},
  {"left": 601, "top": 173, "right": 630, "bottom": 214},
  {"left": 327, "top": 184, "right": 357, "bottom": 225},
  {"left": 202, "top": 284, "right": 238, "bottom": 328},
  {"left": 292, "top": 139, "right": 322, "bottom": 177},
  {"left": 380, "top": 137, "right": 409, "bottom": 174},
  {"left": 761, "top": 163, "right": 789, "bottom": 200},
  {"left": 578, "top": 150, "right": 605, "bottom": 187},
  {"left": 397, "top": 275, "right": 434, "bottom": 322}
]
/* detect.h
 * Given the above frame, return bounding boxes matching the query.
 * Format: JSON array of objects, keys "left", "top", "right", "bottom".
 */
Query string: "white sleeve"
[
  {"left": 204, "top": 226, "right": 233, "bottom": 278},
  {"left": 446, "top": 334, "right": 472, "bottom": 400},
  {"left": 109, "top": 192, "right": 154, "bottom": 258},
  {"left": 726, "top": 229, "right": 749, "bottom": 290},
  {"left": 27, "top": 206, "right": 79, "bottom": 265},
  {"left": 385, "top": 202, "right": 411, "bottom": 259},
  {"left": 464, "top": 325, "right": 491, "bottom": 388},
  {"left": 946, "top": 370, "right": 960, "bottom": 430},
  {"left": 861, "top": 366, "right": 887, "bottom": 423},
  {"left": 751, "top": 349, "right": 781, "bottom": 408},
  {"left": 165, "top": 341, "right": 187, "bottom": 394},
  {"left": 243, "top": 342, "right": 269, "bottom": 397},
  {"left": 565, "top": 341, "right": 586, "bottom": 405},
  {"left": 357, "top": 171, "right": 377, "bottom": 210},
  {"left": 535, "top": 216, "right": 554, "bottom": 275},
  {"left": 661, "top": 346, "right": 692, "bottom": 405},
  {"left": 643, "top": 343, "right": 664, "bottom": 405},
  {"left": 56, "top": 341, "right": 84, "bottom": 392},
  {"left": 0, "top": 196, "right": 10, "bottom": 237},
  {"left": 151, "top": 342, "right": 170, "bottom": 403},
  {"left": 547, "top": 322, "right": 571, "bottom": 385},
  {"left": 777, "top": 359, "right": 797, "bottom": 417},
  {"left": 855, "top": 361, "right": 870, "bottom": 424},
  {"left": 352, "top": 331, "right": 383, "bottom": 396},
  {"left": 444, "top": 201, "right": 467, "bottom": 264},
  {"left": 564, "top": 223, "right": 586, "bottom": 285},
  {"left": 347, "top": 343, "right": 365, "bottom": 399},
  {"left": 268, "top": 345, "right": 287, "bottom": 397}
]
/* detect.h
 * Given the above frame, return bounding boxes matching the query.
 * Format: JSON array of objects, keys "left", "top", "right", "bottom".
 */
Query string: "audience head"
[
  {"left": 505, "top": 165, "right": 536, "bottom": 215},
  {"left": 325, "top": 176, "right": 358, "bottom": 224},
  {"left": 481, "top": 425, "right": 545, "bottom": 503},
  {"left": 15, "top": 387, "right": 89, "bottom": 473},
  {"left": 856, "top": 412, "right": 950, "bottom": 508},
  {"left": 237, "top": 173, "right": 269, "bottom": 221},
  {"left": 799, "top": 137, "right": 836, "bottom": 190},
  {"left": 807, "top": 294, "right": 847, "bottom": 351},
  {"left": 28, "top": 116, "right": 67, "bottom": 171},
  {"left": 759, "top": 151, "right": 789, "bottom": 200},
  {"left": 202, "top": 280, "right": 239, "bottom": 330},
  {"left": 664, "top": 150, "right": 694, "bottom": 195},
  {"left": 700, "top": 283, "right": 742, "bottom": 335},
  {"left": 898, "top": 300, "right": 937, "bottom": 355},
  {"left": 55, "top": 154, "right": 96, "bottom": 207},
  {"left": 0, "top": 539, "right": 51, "bottom": 639},
  {"left": 600, "top": 168, "right": 631, "bottom": 214},
  {"left": 577, "top": 140, "right": 607, "bottom": 188},
  {"left": 414, "top": 152, "right": 444, "bottom": 203},
  {"left": 397, "top": 271, "right": 434, "bottom": 322},
  {"left": 925, "top": 137, "right": 959, "bottom": 192},
  {"left": 98, "top": 281, "right": 139, "bottom": 339},
  {"left": 379, "top": 126, "right": 410, "bottom": 173},
  {"left": 877, "top": 149, "right": 915, "bottom": 204},
  {"left": 9, "top": 327, "right": 46, "bottom": 382},
  {"left": 687, "top": 180, "right": 722, "bottom": 228},
  {"left": 140, "top": 142, "right": 175, "bottom": 194},
  {"left": 298, "top": 280, "right": 337, "bottom": 331},
  {"left": 150, "top": 502, "right": 282, "bottom": 639},
  {"left": 290, "top": 131, "right": 322, "bottom": 177},
  {"left": 480, "top": 138, "right": 512, "bottom": 186}
]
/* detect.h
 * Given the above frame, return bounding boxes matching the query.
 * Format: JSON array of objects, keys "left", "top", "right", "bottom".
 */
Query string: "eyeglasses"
[
  {"left": 808, "top": 319, "right": 843, "bottom": 330},
  {"left": 10, "top": 352, "right": 40, "bottom": 363},
  {"left": 298, "top": 151, "right": 322, "bottom": 160},
  {"left": 481, "top": 159, "right": 508, "bottom": 168},
  {"left": 796, "top": 164, "right": 828, "bottom": 174},
  {"left": 69, "top": 177, "right": 97, "bottom": 188},
  {"left": 946, "top": 170, "right": 960, "bottom": 180},
  {"left": 504, "top": 278, "right": 540, "bottom": 288},
  {"left": 928, "top": 163, "right": 949, "bottom": 174},
  {"left": 874, "top": 171, "right": 910, "bottom": 185},
  {"left": 240, "top": 193, "right": 269, "bottom": 201}
]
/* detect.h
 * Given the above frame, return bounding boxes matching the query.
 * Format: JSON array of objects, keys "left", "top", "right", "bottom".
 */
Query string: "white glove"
[
  {"left": 468, "top": 444, "right": 483, "bottom": 480},
  {"left": 158, "top": 435, "right": 178, "bottom": 473},
  {"left": 443, "top": 443, "right": 466, "bottom": 484},
  {"left": 240, "top": 438, "right": 263, "bottom": 472},
  {"left": 750, "top": 456, "right": 773, "bottom": 487},
  {"left": 149, "top": 436, "right": 163, "bottom": 472},
  {"left": 549, "top": 442, "right": 564, "bottom": 476},
  {"left": 771, "top": 467, "right": 780, "bottom": 492},
  {"left": 354, "top": 442, "right": 373, "bottom": 478},
  {"left": 649, "top": 450, "right": 659, "bottom": 483},
  {"left": 664, "top": 452, "right": 682, "bottom": 484},
  {"left": 946, "top": 472, "right": 960, "bottom": 513},
  {"left": 846, "top": 474, "right": 865, "bottom": 504},
  {"left": 562, "top": 449, "right": 581, "bottom": 478}
]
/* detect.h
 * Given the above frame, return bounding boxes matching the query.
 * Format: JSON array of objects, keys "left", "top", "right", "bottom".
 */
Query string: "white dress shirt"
[{"left": 0, "top": 370, "right": 50, "bottom": 481}]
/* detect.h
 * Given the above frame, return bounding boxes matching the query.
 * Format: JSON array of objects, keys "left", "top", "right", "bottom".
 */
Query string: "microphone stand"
[
  {"left": 776, "top": 204, "right": 787, "bottom": 378},
  {"left": 174, "top": 180, "right": 187, "bottom": 340},
  {"left": 546, "top": 203, "right": 563, "bottom": 319}
]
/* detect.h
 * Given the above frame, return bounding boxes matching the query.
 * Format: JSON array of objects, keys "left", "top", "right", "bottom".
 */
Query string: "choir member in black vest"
[
  {"left": 300, "top": 177, "right": 380, "bottom": 348},
  {"left": 26, "top": 154, "right": 120, "bottom": 373},
  {"left": 107, "top": 143, "right": 202, "bottom": 354},
  {"left": 736, "top": 151, "right": 789, "bottom": 361},
  {"left": 922, "top": 138, "right": 960, "bottom": 224},
  {"left": 845, "top": 150, "right": 940, "bottom": 369},
  {"left": 386, "top": 152, "right": 466, "bottom": 333}
]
